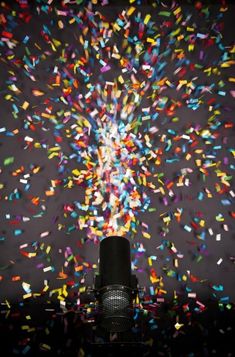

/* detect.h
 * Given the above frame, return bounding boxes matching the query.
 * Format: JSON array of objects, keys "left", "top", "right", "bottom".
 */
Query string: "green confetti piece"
[
  {"left": 171, "top": 28, "right": 180, "bottom": 37},
  {"left": 25, "top": 47, "right": 31, "bottom": 56},
  {"left": 166, "top": 270, "right": 176, "bottom": 277},
  {"left": 196, "top": 255, "right": 203, "bottom": 263},
  {"left": 4, "top": 157, "right": 14, "bottom": 166},
  {"left": 157, "top": 173, "right": 164, "bottom": 178},
  {"left": 67, "top": 254, "right": 74, "bottom": 262},
  {"left": 159, "top": 11, "right": 171, "bottom": 17}
]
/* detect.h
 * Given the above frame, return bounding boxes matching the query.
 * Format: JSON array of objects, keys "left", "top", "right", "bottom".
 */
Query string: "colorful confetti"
[{"left": 0, "top": 0, "right": 234, "bottom": 355}]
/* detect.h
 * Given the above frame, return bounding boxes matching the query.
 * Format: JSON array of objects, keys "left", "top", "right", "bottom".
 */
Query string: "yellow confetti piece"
[
  {"left": 32, "top": 166, "right": 40, "bottom": 174},
  {"left": 150, "top": 276, "right": 159, "bottom": 284},
  {"left": 21, "top": 325, "right": 29, "bottom": 330},
  {"left": 112, "top": 53, "right": 121, "bottom": 59},
  {"left": 48, "top": 152, "right": 59, "bottom": 159},
  {"left": 50, "top": 288, "right": 61, "bottom": 296},
  {"left": 4, "top": 94, "right": 13, "bottom": 100},
  {"left": 175, "top": 322, "right": 184, "bottom": 330},
  {"left": 199, "top": 220, "right": 205, "bottom": 227},
  {"left": 144, "top": 14, "right": 151, "bottom": 25},
  {"left": 41, "top": 344, "right": 51, "bottom": 351},
  {"left": 62, "top": 287, "right": 68, "bottom": 298},
  {"left": 142, "top": 176, "right": 147, "bottom": 186},
  {"left": 48, "top": 146, "right": 61, "bottom": 152},
  {"left": 118, "top": 75, "right": 124, "bottom": 84},
  {"left": 206, "top": 163, "right": 216, "bottom": 168},
  {"left": 135, "top": 294, "right": 139, "bottom": 304},
  {"left": 163, "top": 216, "right": 171, "bottom": 224},
  {"left": 158, "top": 289, "right": 167, "bottom": 295},
  {"left": 5, "top": 300, "right": 11, "bottom": 309},
  {"left": 221, "top": 60, "right": 235, "bottom": 68},
  {"left": 188, "top": 44, "right": 194, "bottom": 51},
  {"left": 82, "top": 119, "right": 90, "bottom": 129},
  {"left": 127, "top": 6, "right": 136, "bottom": 16},
  {"left": 46, "top": 245, "right": 51, "bottom": 254},
  {"left": 173, "top": 7, "right": 181, "bottom": 15},
  {"left": 194, "top": 149, "right": 203, "bottom": 154},
  {"left": 72, "top": 169, "right": 80, "bottom": 176},
  {"left": 43, "top": 285, "right": 49, "bottom": 292},
  {"left": 22, "top": 101, "right": 29, "bottom": 110},
  {"left": 113, "top": 23, "right": 121, "bottom": 31},
  {"left": 67, "top": 180, "right": 73, "bottom": 188},
  {"left": 58, "top": 20, "right": 64, "bottom": 29},
  {"left": 174, "top": 259, "right": 179, "bottom": 268},
  {"left": 186, "top": 153, "right": 191, "bottom": 161},
  {"left": 221, "top": 179, "right": 230, "bottom": 187},
  {"left": 142, "top": 231, "right": 151, "bottom": 239},
  {"left": 23, "top": 293, "right": 32, "bottom": 299},
  {"left": 146, "top": 37, "right": 155, "bottom": 43},
  {"left": 94, "top": 229, "right": 103, "bottom": 237},
  {"left": 41, "top": 113, "right": 56, "bottom": 119},
  {"left": 171, "top": 28, "right": 180, "bottom": 37},
  {"left": 28, "top": 252, "right": 36, "bottom": 258}
]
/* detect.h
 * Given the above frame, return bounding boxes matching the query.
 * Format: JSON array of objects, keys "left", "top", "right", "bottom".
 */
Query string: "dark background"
[{"left": 0, "top": 0, "right": 234, "bottom": 355}]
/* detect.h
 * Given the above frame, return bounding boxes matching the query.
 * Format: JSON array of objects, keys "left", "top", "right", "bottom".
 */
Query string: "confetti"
[
  {"left": 3, "top": 157, "right": 14, "bottom": 166},
  {"left": 0, "top": 1, "right": 234, "bottom": 355}
]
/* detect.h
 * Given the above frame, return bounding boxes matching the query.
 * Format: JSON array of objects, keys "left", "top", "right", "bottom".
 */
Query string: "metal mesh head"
[{"left": 98, "top": 287, "right": 133, "bottom": 332}]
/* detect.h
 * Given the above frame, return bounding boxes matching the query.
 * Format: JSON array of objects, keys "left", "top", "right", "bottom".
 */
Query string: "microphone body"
[{"left": 95, "top": 236, "right": 138, "bottom": 332}]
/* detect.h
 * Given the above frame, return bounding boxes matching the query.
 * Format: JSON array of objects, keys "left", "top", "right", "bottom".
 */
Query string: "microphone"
[{"left": 94, "top": 236, "right": 138, "bottom": 332}]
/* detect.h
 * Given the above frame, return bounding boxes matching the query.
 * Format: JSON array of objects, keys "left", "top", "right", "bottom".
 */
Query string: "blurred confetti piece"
[
  {"left": 32, "top": 89, "right": 45, "bottom": 96},
  {"left": 3, "top": 157, "right": 14, "bottom": 166}
]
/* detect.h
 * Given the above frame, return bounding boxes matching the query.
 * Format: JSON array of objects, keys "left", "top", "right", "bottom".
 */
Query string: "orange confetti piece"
[
  {"left": 32, "top": 89, "right": 45, "bottom": 96},
  {"left": 31, "top": 197, "right": 40, "bottom": 205}
]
